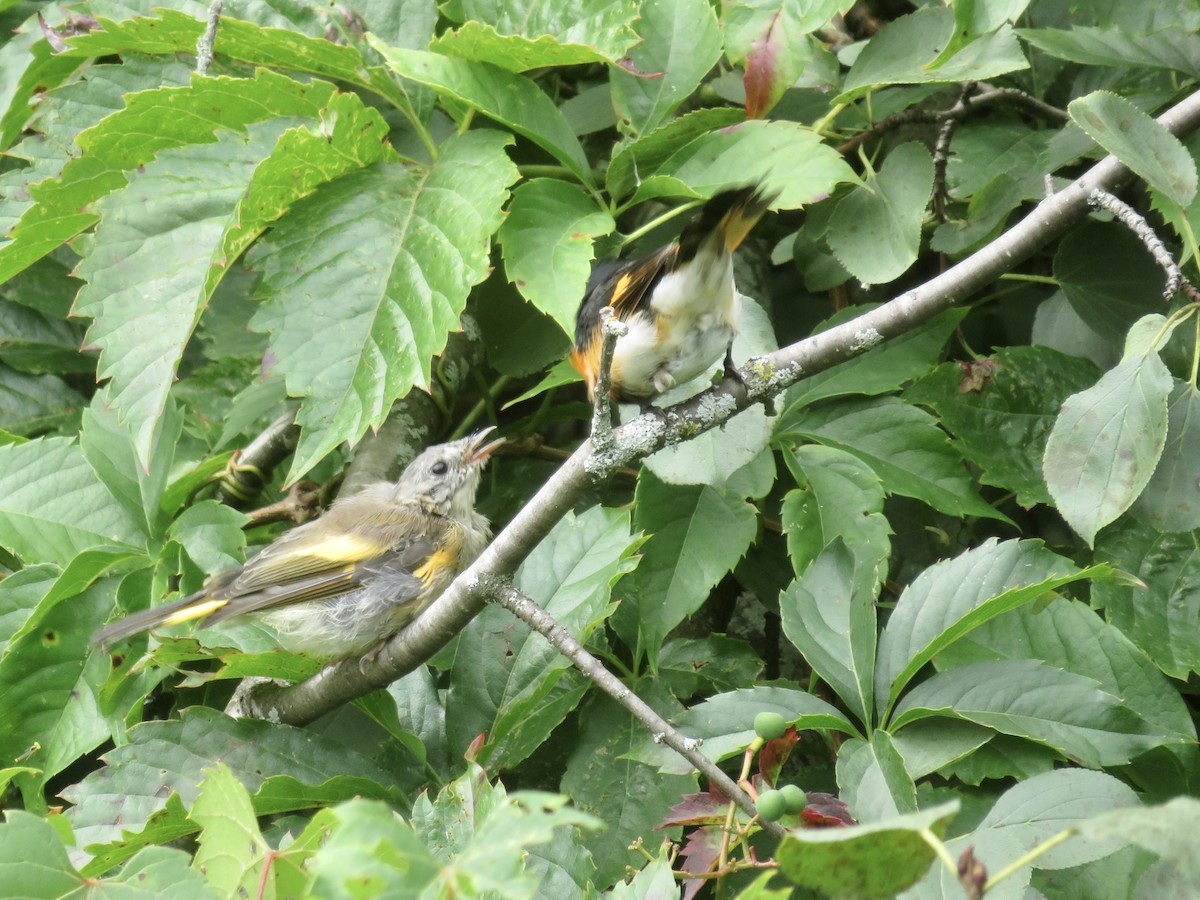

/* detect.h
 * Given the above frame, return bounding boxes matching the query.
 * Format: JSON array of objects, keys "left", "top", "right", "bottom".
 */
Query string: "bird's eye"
[{"left": 431, "top": 461, "right": 449, "bottom": 476}]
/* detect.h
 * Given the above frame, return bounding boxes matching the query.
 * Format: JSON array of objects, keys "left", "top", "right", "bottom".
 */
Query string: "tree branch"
[
  {"left": 235, "top": 88, "right": 1200, "bottom": 753},
  {"left": 481, "top": 578, "right": 786, "bottom": 838}
]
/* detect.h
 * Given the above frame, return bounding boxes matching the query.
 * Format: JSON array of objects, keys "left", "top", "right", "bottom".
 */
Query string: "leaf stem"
[
  {"left": 919, "top": 827, "right": 958, "bottom": 876},
  {"left": 984, "top": 828, "right": 1075, "bottom": 890},
  {"left": 998, "top": 273, "right": 1059, "bottom": 286},
  {"left": 621, "top": 199, "right": 702, "bottom": 246}
]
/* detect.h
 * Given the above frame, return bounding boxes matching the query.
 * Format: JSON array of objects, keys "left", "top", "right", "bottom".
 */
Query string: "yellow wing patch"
[
  {"left": 413, "top": 546, "right": 458, "bottom": 585},
  {"left": 161, "top": 597, "right": 229, "bottom": 626}
]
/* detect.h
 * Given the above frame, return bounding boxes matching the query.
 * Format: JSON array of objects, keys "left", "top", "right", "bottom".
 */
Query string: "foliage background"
[{"left": 1, "top": 0, "right": 1200, "bottom": 896}]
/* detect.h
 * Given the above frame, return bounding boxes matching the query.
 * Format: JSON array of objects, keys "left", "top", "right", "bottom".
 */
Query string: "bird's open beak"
[{"left": 466, "top": 426, "right": 505, "bottom": 465}]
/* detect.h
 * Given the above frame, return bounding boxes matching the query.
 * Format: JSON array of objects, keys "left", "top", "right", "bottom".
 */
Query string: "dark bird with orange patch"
[{"left": 571, "top": 185, "right": 777, "bottom": 403}]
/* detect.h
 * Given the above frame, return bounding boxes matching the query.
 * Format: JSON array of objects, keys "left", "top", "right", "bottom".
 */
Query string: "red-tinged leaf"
[
  {"left": 801, "top": 792, "right": 855, "bottom": 827},
  {"left": 678, "top": 825, "right": 724, "bottom": 900},
  {"left": 465, "top": 732, "right": 487, "bottom": 762},
  {"left": 757, "top": 725, "right": 799, "bottom": 786},
  {"left": 744, "top": 11, "right": 788, "bottom": 119},
  {"left": 658, "top": 789, "right": 729, "bottom": 828}
]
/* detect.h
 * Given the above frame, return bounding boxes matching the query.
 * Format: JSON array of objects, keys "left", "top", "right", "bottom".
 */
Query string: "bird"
[
  {"left": 91, "top": 429, "right": 504, "bottom": 659},
  {"left": 570, "top": 185, "right": 777, "bottom": 403}
]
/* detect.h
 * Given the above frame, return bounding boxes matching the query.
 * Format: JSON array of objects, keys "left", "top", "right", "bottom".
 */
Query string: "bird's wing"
[
  {"left": 571, "top": 244, "right": 677, "bottom": 393},
  {"left": 605, "top": 243, "right": 677, "bottom": 322},
  {"left": 202, "top": 536, "right": 437, "bottom": 624}
]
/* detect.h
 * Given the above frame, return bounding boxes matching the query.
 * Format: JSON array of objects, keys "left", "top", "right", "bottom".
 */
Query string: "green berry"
[
  {"left": 756, "top": 789, "right": 786, "bottom": 821},
  {"left": 780, "top": 784, "right": 807, "bottom": 814},
  {"left": 754, "top": 711, "right": 787, "bottom": 741}
]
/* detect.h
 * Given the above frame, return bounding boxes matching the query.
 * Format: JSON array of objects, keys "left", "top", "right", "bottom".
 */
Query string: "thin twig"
[
  {"left": 482, "top": 579, "right": 787, "bottom": 840},
  {"left": 195, "top": 0, "right": 222, "bottom": 76},
  {"left": 838, "top": 82, "right": 1068, "bottom": 155},
  {"left": 591, "top": 306, "right": 626, "bottom": 456},
  {"left": 932, "top": 84, "right": 974, "bottom": 223},
  {"left": 1088, "top": 188, "right": 1187, "bottom": 300}
]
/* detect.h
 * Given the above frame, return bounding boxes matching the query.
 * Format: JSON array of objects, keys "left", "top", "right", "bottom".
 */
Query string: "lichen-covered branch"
[{"left": 1088, "top": 188, "right": 1195, "bottom": 301}]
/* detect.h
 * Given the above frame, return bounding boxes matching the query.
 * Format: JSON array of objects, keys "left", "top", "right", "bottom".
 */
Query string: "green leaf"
[
  {"left": 908, "top": 769, "right": 1140, "bottom": 897},
  {"left": 1095, "top": 524, "right": 1200, "bottom": 680},
  {"left": 889, "top": 719, "right": 994, "bottom": 780},
  {"left": 937, "top": 596, "right": 1194, "bottom": 746},
  {"left": 63, "top": 707, "right": 400, "bottom": 854},
  {"left": 65, "top": 10, "right": 415, "bottom": 112},
  {"left": 938, "top": 733, "right": 1059, "bottom": 788},
  {"left": 1054, "top": 222, "right": 1170, "bottom": 342},
  {"left": 657, "top": 635, "right": 764, "bottom": 696},
  {"left": 642, "top": 297, "right": 778, "bottom": 486},
  {"left": 0, "top": 811, "right": 79, "bottom": 897},
  {"left": 498, "top": 179, "right": 616, "bottom": 337},
  {"left": 562, "top": 687, "right": 697, "bottom": 887},
  {"left": 781, "top": 445, "right": 891, "bottom": 580},
  {"left": 840, "top": 6, "right": 1028, "bottom": 102},
  {"left": 650, "top": 119, "right": 856, "bottom": 209},
  {"left": 891, "top": 659, "right": 1160, "bottom": 768},
  {"left": 168, "top": 501, "right": 248, "bottom": 578},
  {"left": 1069, "top": 91, "right": 1197, "bottom": 207},
  {"left": 631, "top": 685, "right": 857, "bottom": 774},
  {"left": 446, "top": 507, "right": 638, "bottom": 770},
  {"left": 780, "top": 395, "right": 1008, "bottom": 522},
  {"left": 0, "top": 61, "right": 194, "bottom": 285},
  {"left": 1017, "top": 26, "right": 1200, "bottom": 79},
  {"left": 875, "top": 538, "right": 1094, "bottom": 717},
  {"left": 827, "top": 142, "right": 935, "bottom": 285},
  {"left": 80, "top": 390, "right": 181, "bottom": 540},
  {"left": 210, "top": 89, "right": 396, "bottom": 302},
  {"left": 525, "top": 827, "right": 598, "bottom": 899},
  {"left": 780, "top": 541, "right": 878, "bottom": 726},
  {"left": 786, "top": 306, "right": 968, "bottom": 409},
  {"left": 0, "top": 68, "right": 331, "bottom": 287},
  {"left": 775, "top": 801, "right": 959, "bottom": 899},
  {"left": 0, "top": 365, "right": 84, "bottom": 437},
  {"left": 606, "top": 107, "right": 744, "bottom": 201},
  {"left": 109, "top": 846, "right": 223, "bottom": 898},
  {"left": 973, "top": 769, "right": 1137, "bottom": 868},
  {"left": 433, "top": 0, "right": 639, "bottom": 71},
  {"left": 905, "top": 345, "right": 1102, "bottom": 508},
  {"left": 415, "top": 778, "right": 599, "bottom": 896},
  {"left": 0, "top": 300, "right": 91, "bottom": 375},
  {"left": 1133, "top": 382, "right": 1200, "bottom": 532},
  {"left": 249, "top": 132, "right": 518, "bottom": 479},
  {"left": 0, "top": 575, "right": 116, "bottom": 788},
  {"left": 0, "top": 437, "right": 144, "bottom": 565},
  {"left": 1043, "top": 349, "right": 1172, "bottom": 546},
  {"left": 191, "top": 764, "right": 269, "bottom": 898},
  {"left": 836, "top": 732, "right": 918, "bottom": 824},
  {"left": 622, "top": 470, "right": 758, "bottom": 657},
  {"left": 371, "top": 44, "right": 593, "bottom": 185},
  {"left": 610, "top": 0, "right": 722, "bottom": 136},
  {"left": 0, "top": 26, "right": 83, "bottom": 151},
  {"left": 308, "top": 799, "right": 441, "bottom": 895},
  {"left": 0, "top": 566, "right": 58, "bottom": 653},
  {"left": 73, "top": 119, "right": 293, "bottom": 469},
  {"left": 1079, "top": 797, "right": 1200, "bottom": 889}
]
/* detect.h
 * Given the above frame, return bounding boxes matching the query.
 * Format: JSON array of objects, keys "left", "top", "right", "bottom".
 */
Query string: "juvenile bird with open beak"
[{"left": 92, "top": 430, "right": 504, "bottom": 659}]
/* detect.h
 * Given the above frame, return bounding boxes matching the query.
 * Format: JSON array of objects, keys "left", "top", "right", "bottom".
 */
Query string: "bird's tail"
[
  {"left": 91, "top": 590, "right": 229, "bottom": 648},
  {"left": 678, "top": 185, "right": 779, "bottom": 262}
]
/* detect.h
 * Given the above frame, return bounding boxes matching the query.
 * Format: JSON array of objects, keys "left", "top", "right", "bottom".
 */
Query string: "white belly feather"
[{"left": 611, "top": 253, "right": 738, "bottom": 398}]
